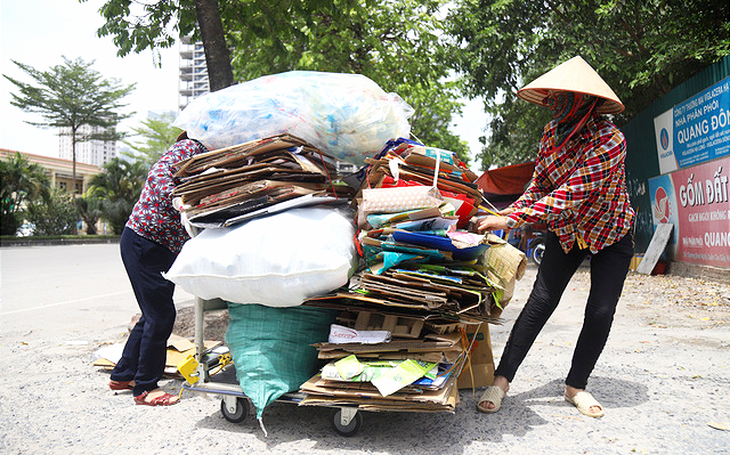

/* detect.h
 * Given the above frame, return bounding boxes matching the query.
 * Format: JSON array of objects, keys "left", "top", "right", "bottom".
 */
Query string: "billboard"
[
  {"left": 648, "top": 157, "right": 730, "bottom": 267},
  {"left": 653, "top": 76, "right": 730, "bottom": 174}
]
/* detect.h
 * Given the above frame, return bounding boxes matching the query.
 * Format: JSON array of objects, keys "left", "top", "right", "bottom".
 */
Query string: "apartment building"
[
  {"left": 58, "top": 124, "right": 117, "bottom": 167},
  {"left": 179, "top": 36, "right": 210, "bottom": 109}
]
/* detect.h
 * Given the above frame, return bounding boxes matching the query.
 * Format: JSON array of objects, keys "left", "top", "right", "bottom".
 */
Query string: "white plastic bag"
[
  {"left": 164, "top": 207, "right": 356, "bottom": 307},
  {"left": 173, "top": 71, "right": 413, "bottom": 167}
]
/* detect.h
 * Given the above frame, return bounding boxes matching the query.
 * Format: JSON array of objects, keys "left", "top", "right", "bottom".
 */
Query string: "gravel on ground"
[{"left": 1, "top": 265, "right": 729, "bottom": 455}]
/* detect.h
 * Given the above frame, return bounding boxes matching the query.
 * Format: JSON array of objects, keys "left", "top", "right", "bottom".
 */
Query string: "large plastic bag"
[
  {"left": 225, "top": 303, "right": 337, "bottom": 420},
  {"left": 173, "top": 71, "right": 414, "bottom": 167},
  {"left": 163, "top": 207, "right": 356, "bottom": 307}
]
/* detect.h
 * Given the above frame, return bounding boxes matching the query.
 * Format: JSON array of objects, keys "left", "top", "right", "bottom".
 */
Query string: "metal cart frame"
[{"left": 180, "top": 297, "right": 363, "bottom": 436}]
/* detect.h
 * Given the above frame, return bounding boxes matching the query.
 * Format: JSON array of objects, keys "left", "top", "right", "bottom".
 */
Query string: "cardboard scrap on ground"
[{"left": 93, "top": 334, "right": 221, "bottom": 377}]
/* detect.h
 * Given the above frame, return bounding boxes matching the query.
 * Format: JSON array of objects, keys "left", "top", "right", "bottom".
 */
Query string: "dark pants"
[
  {"left": 494, "top": 230, "right": 634, "bottom": 389},
  {"left": 111, "top": 227, "right": 177, "bottom": 396}
]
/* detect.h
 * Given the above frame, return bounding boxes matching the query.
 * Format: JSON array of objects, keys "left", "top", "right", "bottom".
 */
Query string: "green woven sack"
[{"left": 225, "top": 303, "right": 337, "bottom": 420}]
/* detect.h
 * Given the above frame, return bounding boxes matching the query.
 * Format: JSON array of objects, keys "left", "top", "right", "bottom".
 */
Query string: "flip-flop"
[
  {"left": 134, "top": 390, "right": 180, "bottom": 406},
  {"left": 564, "top": 391, "right": 604, "bottom": 418},
  {"left": 109, "top": 380, "right": 134, "bottom": 391},
  {"left": 476, "top": 385, "right": 506, "bottom": 413}
]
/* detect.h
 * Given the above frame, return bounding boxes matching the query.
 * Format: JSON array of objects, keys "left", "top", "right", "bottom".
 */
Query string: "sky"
[
  {"left": 0, "top": 0, "right": 180, "bottom": 157},
  {"left": 0, "top": 0, "right": 488, "bottom": 170}
]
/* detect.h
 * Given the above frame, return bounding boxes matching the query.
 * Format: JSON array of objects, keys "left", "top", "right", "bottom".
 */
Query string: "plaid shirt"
[
  {"left": 126, "top": 139, "right": 208, "bottom": 254},
  {"left": 507, "top": 115, "right": 635, "bottom": 253}
]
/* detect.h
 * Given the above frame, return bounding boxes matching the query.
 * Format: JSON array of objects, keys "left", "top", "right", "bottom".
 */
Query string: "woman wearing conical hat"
[{"left": 476, "top": 56, "right": 635, "bottom": 418}]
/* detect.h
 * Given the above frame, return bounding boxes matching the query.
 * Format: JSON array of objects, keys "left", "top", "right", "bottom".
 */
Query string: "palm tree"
[
  {"left": 74, "top": 194, "right": 104, "bottom": 235},
  {"left": 89, "top": 158, "right": 147, "bottom": 234},
  {"left": 0, "top": 152, "right": 50, "bottom": 235}
]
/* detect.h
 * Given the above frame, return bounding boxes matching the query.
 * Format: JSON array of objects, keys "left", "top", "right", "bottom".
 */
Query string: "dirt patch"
[
  {"left": 600, "top": 270, "right": 730, "bottom": 329},
  {"left": 173, "top": 306, "right": 229, "bottom": 341}
]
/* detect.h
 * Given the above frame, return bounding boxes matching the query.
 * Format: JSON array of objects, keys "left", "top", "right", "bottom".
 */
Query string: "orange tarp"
[{"left": 475, "top": 161, "right": 535, "bottom": 196}]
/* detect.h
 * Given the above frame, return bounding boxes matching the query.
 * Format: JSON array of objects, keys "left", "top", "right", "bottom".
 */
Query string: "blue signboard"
[{"left": 654, "top": 76, "right": 730, "bottom": 174}]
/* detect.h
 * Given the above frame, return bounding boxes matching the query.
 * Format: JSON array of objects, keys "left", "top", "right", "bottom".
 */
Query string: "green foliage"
[
  {"left": 3, "top": 56, "right": 136, "bottom": 191},
  {"left": 89, "top": 158, "right": 147, "bottom": 234},
  {"left": 86, "top": 0, "right": 196, "bottom": 58},
  {"left": 74, "top": 194, "right": 105, "bottom": 235},
  {"left": 0, "top": 152, "right": 50, "bottom": 235},
  {"left": 3, "top": 57, "right": 135, "bottom": 140},
  {"left": 225, "top": 0, "right": 470, "bottom": 160},
  {"left": 123, "top": 111, "right": 183, "bottom": 167},
  {"left": 87, "top": 0, "right": 470, "bottom": 162},
  {"left": 25, "top": 189, "right": 79, "bottom": 236},
  {"left": 447, "top": 0, "right": 730, "bottom": 167}
]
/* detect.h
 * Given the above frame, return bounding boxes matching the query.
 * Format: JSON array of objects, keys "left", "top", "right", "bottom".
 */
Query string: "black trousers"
[
  {"left": 494, "top": 230, "right": 634, "bottom": 389},
  {"left": 111, "top": 227, "right": 177, "bottom": 396}
]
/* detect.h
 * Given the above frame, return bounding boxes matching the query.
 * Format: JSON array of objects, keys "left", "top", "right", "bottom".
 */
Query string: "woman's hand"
[
  {"left": 498, "top": 207, "right": 515, "bottom": 216},
  {"left": 477, "top": 215, "right": 509, "bottom": 234}
]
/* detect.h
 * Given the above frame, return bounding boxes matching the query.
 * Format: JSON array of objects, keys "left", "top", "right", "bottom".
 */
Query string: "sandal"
[
  {"left": 476, "top": 385, "right": 506, "bottom": 413},
  {"left": 109, "top": 380, "right": 134, "bottom": 391},
  {"left": 134, "top": 390, "right": 180, "bottom": 406},
  {"left": 565, "top": 391, "right": 604, "bottom": 418}
]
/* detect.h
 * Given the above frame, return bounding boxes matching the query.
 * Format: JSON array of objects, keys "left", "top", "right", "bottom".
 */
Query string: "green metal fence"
[{"left": 623, "top": 56, "right": 730, "bottom": 253}]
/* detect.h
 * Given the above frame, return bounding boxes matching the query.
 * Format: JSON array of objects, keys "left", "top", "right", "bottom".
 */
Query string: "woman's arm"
[{"left": 507, "top": 124, "right": 625, "bottom": 227}]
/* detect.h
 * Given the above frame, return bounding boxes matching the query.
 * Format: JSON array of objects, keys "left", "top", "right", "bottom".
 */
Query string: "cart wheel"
[
  {"left": 220, "top": 396, "right": 248, "bottom": 424},
  {"left": 331, "top": 408, "right": 362, "bottom": 437}
]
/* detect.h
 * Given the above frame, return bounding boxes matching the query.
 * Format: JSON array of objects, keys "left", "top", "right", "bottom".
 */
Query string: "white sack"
[{"left": 164, "top": 207, "right": 356, "bottom": 307}]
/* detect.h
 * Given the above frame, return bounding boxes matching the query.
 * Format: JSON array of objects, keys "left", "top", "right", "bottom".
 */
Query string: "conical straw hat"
[{"left": 517, "top": 56, "right": 624, "bottom": 114}]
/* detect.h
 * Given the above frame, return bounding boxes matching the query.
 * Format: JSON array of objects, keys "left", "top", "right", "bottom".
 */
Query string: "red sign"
[{"left": 649, "top": 157, "right": 730, "bottom": 267}]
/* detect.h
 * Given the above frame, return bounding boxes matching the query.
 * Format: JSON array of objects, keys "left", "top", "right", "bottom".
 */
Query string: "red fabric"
[{"left": 475, "top": 161, "right": 535, "bottom": 196}]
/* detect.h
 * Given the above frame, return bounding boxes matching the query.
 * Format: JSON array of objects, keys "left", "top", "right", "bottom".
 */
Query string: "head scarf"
[{"left": 544, "top": 91, "right": 600, "bottom": 151}]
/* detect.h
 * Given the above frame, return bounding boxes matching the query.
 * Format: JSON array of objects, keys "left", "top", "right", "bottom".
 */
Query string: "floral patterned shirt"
[
  {"left": 126, "top": 139, "right": 208, "bottom": 254},
  {"left": 507, "top": 114, "right": 635, "bottom": 254}
]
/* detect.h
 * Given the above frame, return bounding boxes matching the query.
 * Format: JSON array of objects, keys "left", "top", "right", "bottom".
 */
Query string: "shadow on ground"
[{"left": 191, "top": 375, "right": 649, "bottom": 453}]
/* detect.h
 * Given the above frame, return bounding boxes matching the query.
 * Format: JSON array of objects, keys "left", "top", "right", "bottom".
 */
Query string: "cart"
[{"left": 180, "top": 297, "right": 364, "bottom": 436}]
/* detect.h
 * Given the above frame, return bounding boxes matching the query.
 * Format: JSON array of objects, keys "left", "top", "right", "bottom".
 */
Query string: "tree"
[
  {"left": 0, "top": 152, "right": 50, "bottom": 236},
  {"left": 89, "top": 0, "right": 470, "bottom": 160},
  {"left": 89, "top": 158, "right": 147, "bottom": 234},
  {"left": 3, "top": 57, "right": 136, "bottom": 193},
  {"left": 122, "top": 111, "right": 183, "bottom": 167},
  {"left": 225, "top": 0, "right": 469, "bottom": 159},
  {"left": 447, "top": 0, "right": 730, "bottom": 168},
  {"left": 74, "top": 194, "right": 105, "bottom": 235},
  {"left": 194, "top": 0, "right": 234, "bottom": 90},
  {"left": 85, "top": 0, "right": 234, "bottom": 91},
  {"left": 26, "top": 189, "right": 78, "bottom": 236}
]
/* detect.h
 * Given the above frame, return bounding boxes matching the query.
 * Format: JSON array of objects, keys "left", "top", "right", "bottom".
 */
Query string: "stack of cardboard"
[
  {"left": 299, "top": 316, "right": 465, "bottom": 412},
  {"left": 172, "top": 134, "right": 352, "bottom": 228},
  {"left": 359, "top": 138, "right": 483, "bottom": 229},
  {"left": 299, "top": 139, "right": 522, "bottom": 412}
]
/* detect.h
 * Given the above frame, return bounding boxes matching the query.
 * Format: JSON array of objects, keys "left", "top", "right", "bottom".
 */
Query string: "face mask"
[{"left": 544, "top": 91, "right": 581, "bottom": 121}]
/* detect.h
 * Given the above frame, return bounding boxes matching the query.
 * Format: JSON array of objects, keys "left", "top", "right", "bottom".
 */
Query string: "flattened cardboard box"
[{"left": 457, "top": 323, "right": 495, "bottom": 389}]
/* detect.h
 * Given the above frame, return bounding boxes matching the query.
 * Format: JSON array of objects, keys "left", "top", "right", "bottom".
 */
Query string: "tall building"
[
  {"left": 179, "top": 36, "right": 210, "bottom": 109},
  {"left": 58, "top": 124, "right": 117, "bottom": 167}
]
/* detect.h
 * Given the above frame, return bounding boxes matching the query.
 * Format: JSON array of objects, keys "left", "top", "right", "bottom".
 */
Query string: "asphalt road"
[
  {"left": 0, "top": 243, "right": 195, "bottom": 339},
  {"left": 1, "top": 243, "right": 728, "bottom": 454}
]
